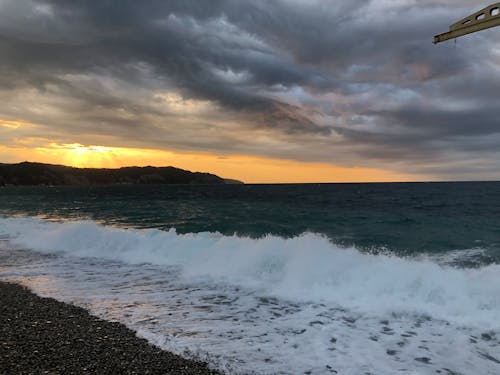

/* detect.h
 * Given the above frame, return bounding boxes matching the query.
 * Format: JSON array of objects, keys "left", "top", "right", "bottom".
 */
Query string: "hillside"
[{"left": 0, "top": 162, "right": 243, "bottom": 186}]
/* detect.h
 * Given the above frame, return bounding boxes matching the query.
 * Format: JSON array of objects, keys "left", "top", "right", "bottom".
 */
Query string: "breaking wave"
[{"left": 1, "top": 216, "right": 499, "bottom": 329}]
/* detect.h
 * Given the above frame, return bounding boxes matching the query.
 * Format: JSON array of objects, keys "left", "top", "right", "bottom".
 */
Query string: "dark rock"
[{"left": 414, "top": 357, "right": 432, "bottom": 364}]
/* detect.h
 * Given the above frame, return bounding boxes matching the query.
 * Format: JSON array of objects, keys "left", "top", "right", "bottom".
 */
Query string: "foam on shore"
[
  {"left": 1, "top": 216, "right": 499, "bottom": 328},
  {"left": 1, "top": 216, "right": 500, "bottom": 374}
]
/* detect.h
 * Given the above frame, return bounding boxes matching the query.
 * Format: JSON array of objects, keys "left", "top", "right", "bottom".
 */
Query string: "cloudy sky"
[{"left": 1, "top": 0, "right": 499, "bottom": 182}]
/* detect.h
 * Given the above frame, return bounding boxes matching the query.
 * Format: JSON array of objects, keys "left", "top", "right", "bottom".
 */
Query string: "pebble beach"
[{"left": 0, "top": 281, "right": 221, "bottom": 375}]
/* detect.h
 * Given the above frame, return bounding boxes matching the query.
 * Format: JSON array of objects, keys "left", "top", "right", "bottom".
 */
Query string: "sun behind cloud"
[
  {"left": 0, "top": 141, "right": 425, "bottom": 184},
  {"left": 40, "top": 143, "right": 125, "bottom": 168}
]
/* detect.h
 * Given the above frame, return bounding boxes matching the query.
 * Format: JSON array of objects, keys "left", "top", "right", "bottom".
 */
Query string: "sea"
[{"left": 0, "top": 182, "right": 499, "bottom": 374}]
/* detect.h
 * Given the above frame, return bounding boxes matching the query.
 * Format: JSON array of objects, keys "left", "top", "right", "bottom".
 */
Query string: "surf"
[{"left": 1, "top": 216, "right": 499, "bottom": 329}]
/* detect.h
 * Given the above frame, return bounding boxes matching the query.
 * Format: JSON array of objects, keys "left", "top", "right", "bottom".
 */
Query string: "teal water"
[
  {"left": 2, "top": 182, "right": 500, "bottom": 374},
  {"left": 1, "top": 182, "right": 499, "bottom": 264}
]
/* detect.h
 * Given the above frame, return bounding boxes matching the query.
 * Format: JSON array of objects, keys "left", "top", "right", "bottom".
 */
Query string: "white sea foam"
[
  {"left": 1, "top": 216, "right": 500, "bottom": 374},
  {"left": 1, "top": 216, "right": 499, "bottom": 327}
]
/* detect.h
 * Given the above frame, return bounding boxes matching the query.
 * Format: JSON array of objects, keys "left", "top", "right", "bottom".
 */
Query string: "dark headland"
[
  {"left": 0, "top": 281, "right": 222, "bottom": 374},
  {"left": 0, "top": 162, "right": 243, "bottom": 186}
]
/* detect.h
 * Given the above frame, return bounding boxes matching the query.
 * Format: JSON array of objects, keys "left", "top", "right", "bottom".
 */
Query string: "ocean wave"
[{"left": 1, "top": 216, "right": 499, "bottom": 328}]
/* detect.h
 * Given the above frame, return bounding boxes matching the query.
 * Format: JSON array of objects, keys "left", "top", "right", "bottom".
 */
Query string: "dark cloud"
[{"left": 0, "top": 0, "right": 499, "bottom": 179}]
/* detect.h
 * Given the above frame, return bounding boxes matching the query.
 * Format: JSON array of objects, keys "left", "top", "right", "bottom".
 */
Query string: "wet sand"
[{"left": 0, "top": 281, "right": 222, "bottom": 374}]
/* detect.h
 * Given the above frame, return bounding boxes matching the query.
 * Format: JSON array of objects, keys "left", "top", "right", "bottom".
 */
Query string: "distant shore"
[
  {"left": 0, "top": 161, "right": 243, "bottom": 186},
  {"left": 0, "top": 281, "right": 221, "bottom": 375}
]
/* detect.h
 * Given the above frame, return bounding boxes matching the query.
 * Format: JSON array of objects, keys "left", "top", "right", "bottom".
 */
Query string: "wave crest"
[{"left": 1, "top": 217, "right": 499, "bottom": 328}]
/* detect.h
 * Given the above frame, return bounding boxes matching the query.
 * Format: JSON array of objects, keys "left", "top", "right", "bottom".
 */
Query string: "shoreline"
[{"left": 0, "top": 281, "right": 222, "bottom": 374}]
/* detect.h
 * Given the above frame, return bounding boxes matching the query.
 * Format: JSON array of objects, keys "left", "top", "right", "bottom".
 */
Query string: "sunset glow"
[
  {"left": 1, "top": 141, "right": 424, "bottom": 183},
  {"left": 1, "top": 1, "right": 498, "bottom": 182},
  {"left": 0, "top": 3, "right": 498, "bottom": 374},
  {"left": 0, "top": 119, "right": 33, "bottom": 129}
]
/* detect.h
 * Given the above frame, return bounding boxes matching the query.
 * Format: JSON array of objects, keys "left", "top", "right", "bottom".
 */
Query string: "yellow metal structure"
[{"left": 434, "top": 2, "right": 500, "bottom": 44}]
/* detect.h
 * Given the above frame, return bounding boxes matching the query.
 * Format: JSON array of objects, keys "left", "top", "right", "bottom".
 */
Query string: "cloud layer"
[{"left": 1, "top": 0, "right": 500, "bottom": 180}]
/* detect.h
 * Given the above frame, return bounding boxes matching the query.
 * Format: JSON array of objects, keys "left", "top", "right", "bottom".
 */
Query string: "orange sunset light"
[
  {"left": 0, "top": 119, "right": 33, "bottom": 129},
  {"left": 1, "top": 142, "right": 423, "bottom": 184}
]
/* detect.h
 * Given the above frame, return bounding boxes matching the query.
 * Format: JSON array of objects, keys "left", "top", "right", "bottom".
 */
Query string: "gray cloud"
[{"left": 0, "top": 0, "right": 499, "bottom": 179}]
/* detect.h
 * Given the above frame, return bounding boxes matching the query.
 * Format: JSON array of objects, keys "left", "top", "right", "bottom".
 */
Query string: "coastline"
[{"left": 0, "top": 281, "right": 222, "bottom": 375}]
